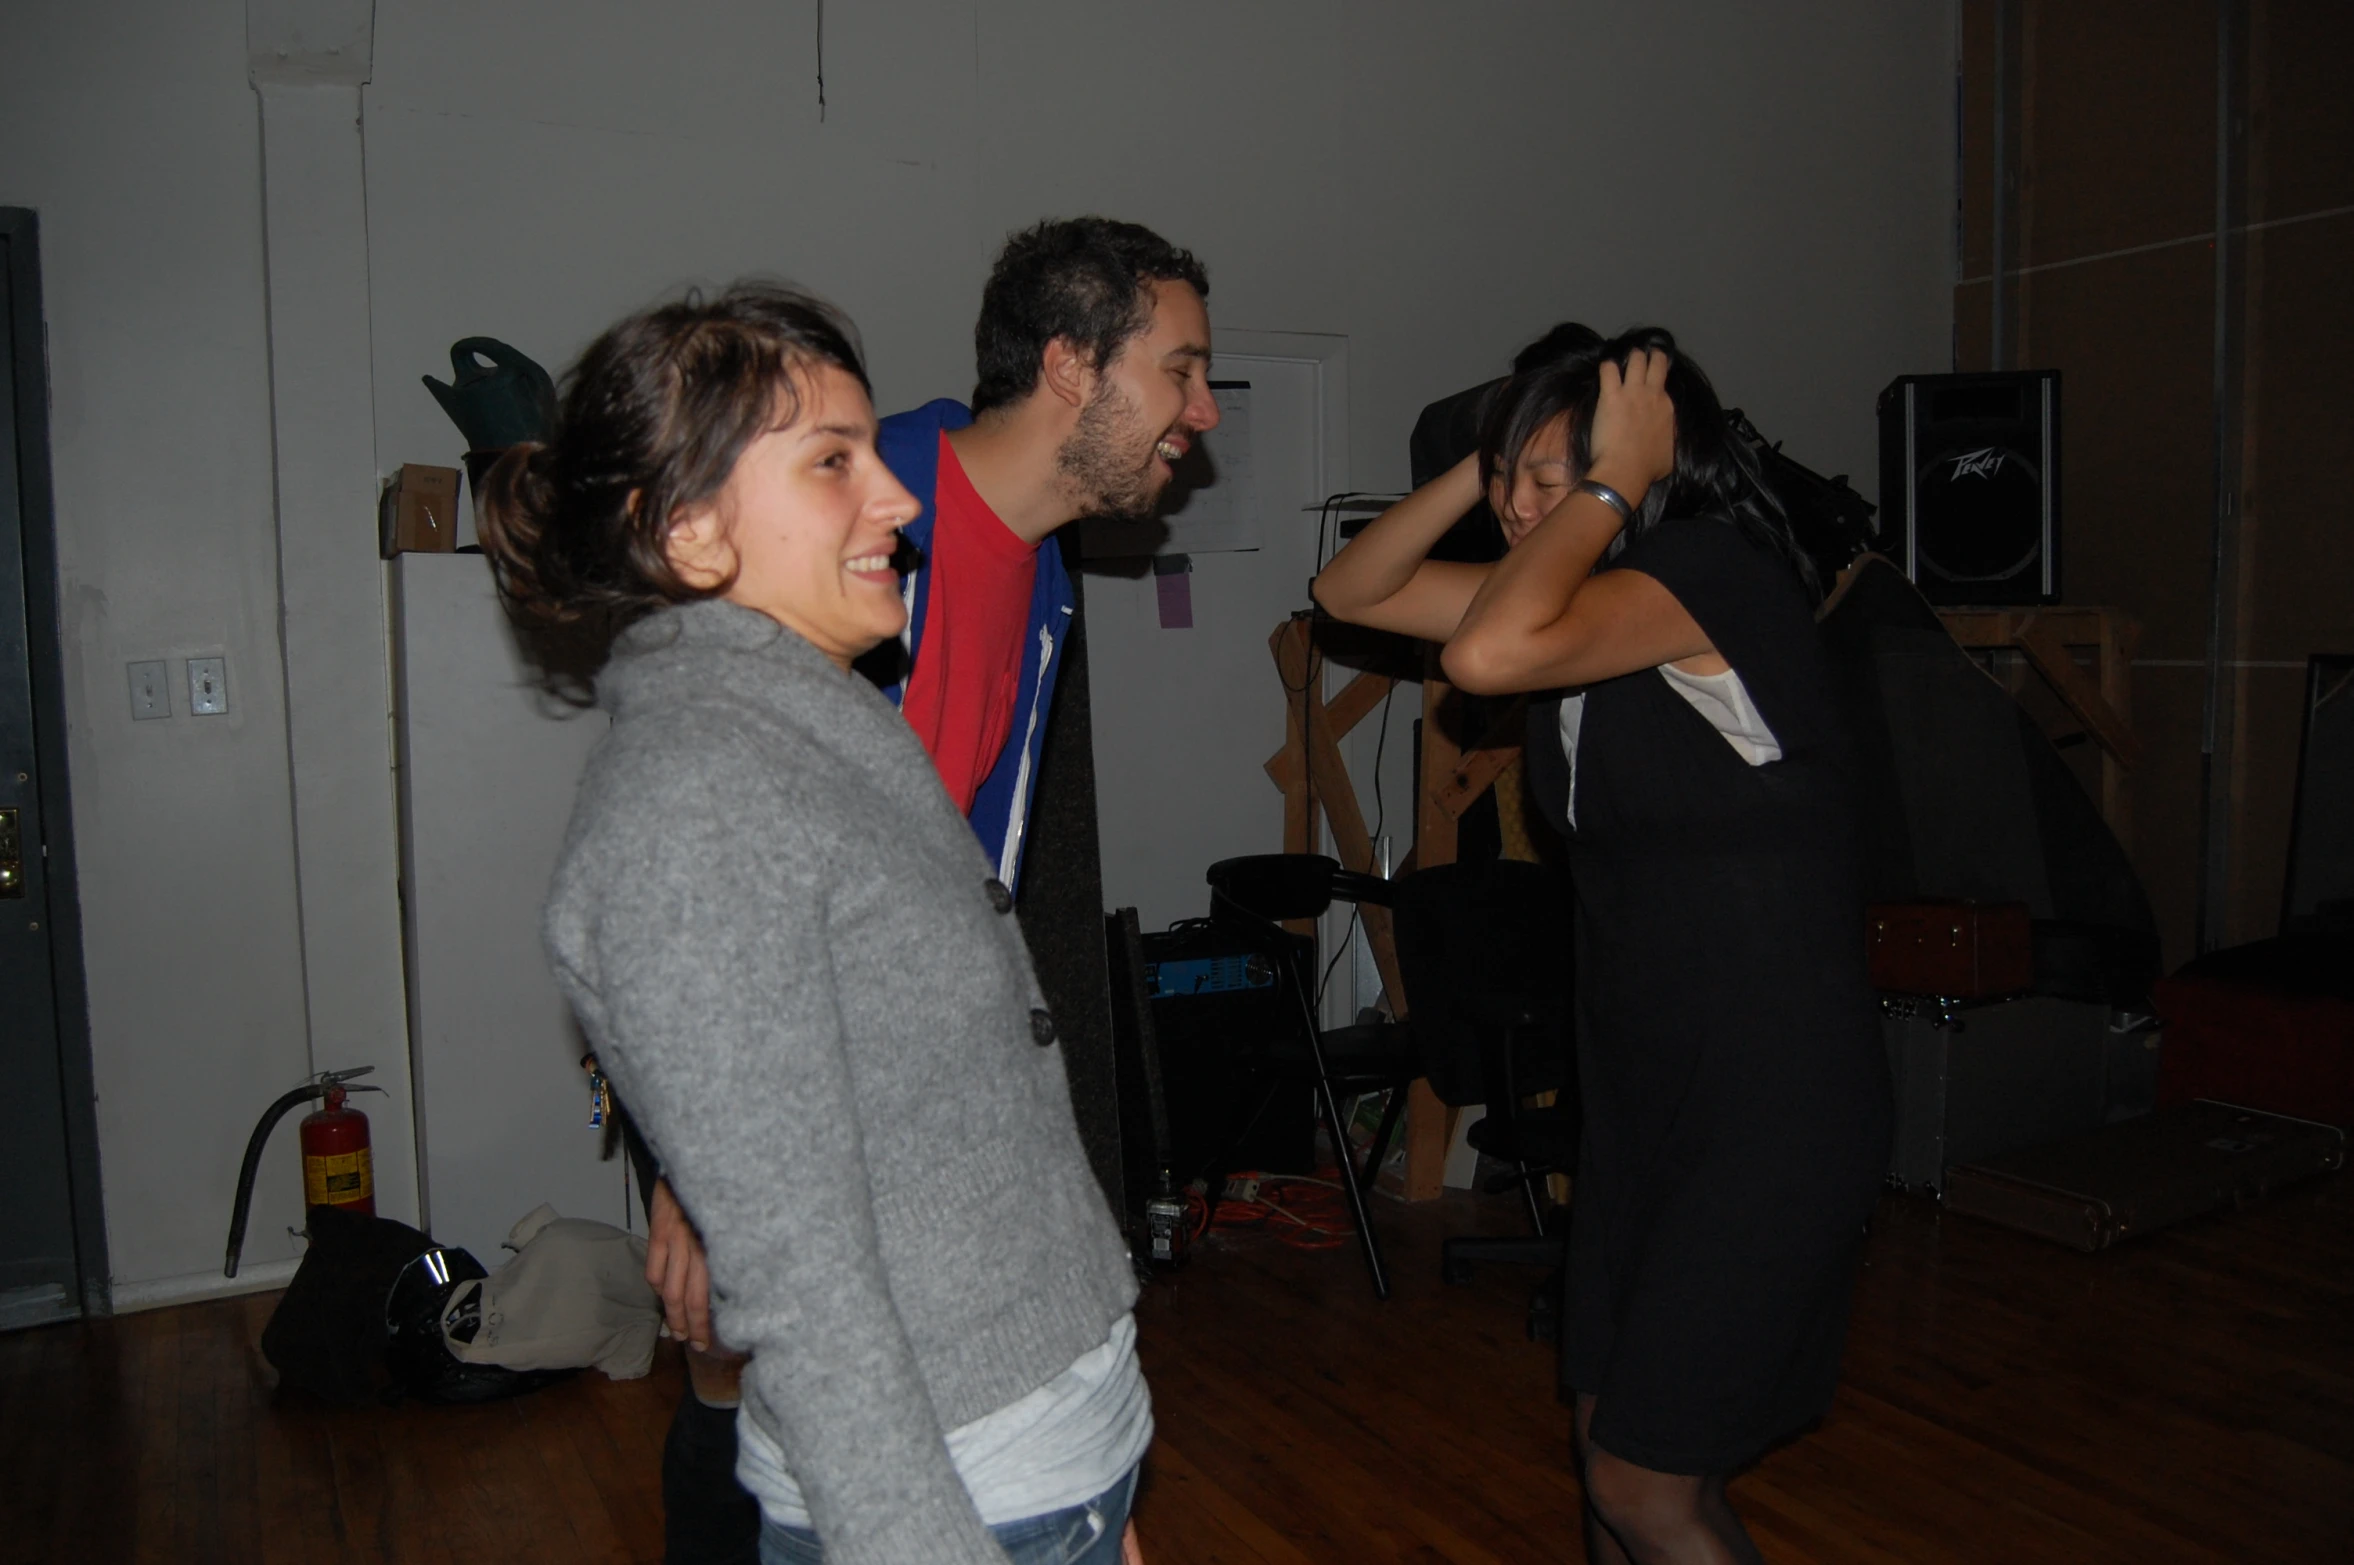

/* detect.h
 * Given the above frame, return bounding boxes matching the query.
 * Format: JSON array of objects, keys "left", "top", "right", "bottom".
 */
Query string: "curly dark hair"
[
  {"left": 476, "top": 282, "right": 870, "bottom": 657},
  {"left": 969, "top": 217, "right": 1209, "bottom": 415}
]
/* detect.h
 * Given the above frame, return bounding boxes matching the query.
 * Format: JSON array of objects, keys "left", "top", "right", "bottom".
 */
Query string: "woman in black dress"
[{"left": 1313, "top": 328, "right": 1888, "bottom": 1564}]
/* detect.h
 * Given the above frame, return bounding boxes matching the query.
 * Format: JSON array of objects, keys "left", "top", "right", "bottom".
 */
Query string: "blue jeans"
[{"left": 756, "top": 1468, "right": 1138, "bottom": 1565}]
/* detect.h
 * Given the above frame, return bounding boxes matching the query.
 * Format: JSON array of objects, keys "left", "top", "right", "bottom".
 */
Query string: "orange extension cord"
[{"left": 1185, "top": 1169, "right": 1358, "bottom": 1252}]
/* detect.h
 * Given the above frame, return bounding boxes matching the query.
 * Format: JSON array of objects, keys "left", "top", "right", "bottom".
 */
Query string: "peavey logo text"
[{"left": 1947, "top": 446, "right": 2009, "bottom": 481}]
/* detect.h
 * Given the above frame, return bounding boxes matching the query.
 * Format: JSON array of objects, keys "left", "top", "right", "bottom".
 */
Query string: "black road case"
[
  {"left": 1884, "top": 994, "right": 2159, "bottom": 1193},
  {"left": 1942, "top": 1100, "right": 2344, "bottom": 1251}
]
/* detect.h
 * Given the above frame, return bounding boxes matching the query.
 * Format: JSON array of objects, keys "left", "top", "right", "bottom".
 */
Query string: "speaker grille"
[
  {"left": 1915, "top": 442, "right": 2047, "bottom": 587},
  {"left": 1880, "top": 371, "right": 2061, "bottom": 605}
]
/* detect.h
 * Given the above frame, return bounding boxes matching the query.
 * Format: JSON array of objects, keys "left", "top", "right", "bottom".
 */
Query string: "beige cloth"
[{"left": 443, "top": 1203, "right": 661, "bottom": 1379}]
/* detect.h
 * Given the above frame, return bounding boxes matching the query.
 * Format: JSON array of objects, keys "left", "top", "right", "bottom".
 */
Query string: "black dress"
[{"left": 1522, "top": 516, "right": 1891, "bottom": 1475}]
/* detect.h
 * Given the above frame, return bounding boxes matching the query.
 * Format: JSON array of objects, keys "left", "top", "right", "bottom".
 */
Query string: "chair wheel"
[{"left": 1442, "top": 1257, "right": 1475, "bottom": 1285}]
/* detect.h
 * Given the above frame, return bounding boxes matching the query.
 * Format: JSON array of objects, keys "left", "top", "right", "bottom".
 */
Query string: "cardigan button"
[
  {"left": 1029, "top": 1008, "right": 1057, "bottom": 1046},
  {"left": 984, "top": 877, "right": 1014, "bottom": 914}
]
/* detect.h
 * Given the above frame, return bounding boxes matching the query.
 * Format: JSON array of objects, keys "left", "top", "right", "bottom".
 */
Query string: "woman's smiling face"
[
  {"left": 1490, "top": 411, "right": 1578, "bottom": 548},
  {"left": 666, "top": 363, "right": 920, "bottom": 669}
]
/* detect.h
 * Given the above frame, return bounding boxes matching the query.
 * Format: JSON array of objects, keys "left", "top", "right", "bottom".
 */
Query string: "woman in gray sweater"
[{"left": 480, "top": 285, "right": 1147, "bottom": 1565}]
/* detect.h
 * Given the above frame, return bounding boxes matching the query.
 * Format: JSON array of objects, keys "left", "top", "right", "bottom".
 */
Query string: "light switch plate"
[
  {"left": 128, "top": 660, "right": 170, "bottom": 720},
  {"left": 188, "top": 656, "right": 229, "bottom": 716}
]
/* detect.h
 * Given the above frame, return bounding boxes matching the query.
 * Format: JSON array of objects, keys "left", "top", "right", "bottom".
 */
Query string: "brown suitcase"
[
  {"left": 1942, "top": 1100, "right": 2345, "bottom": 1251},
  {"left": 1866, "top": 899, "right": 2034, "bottom": 1000}
]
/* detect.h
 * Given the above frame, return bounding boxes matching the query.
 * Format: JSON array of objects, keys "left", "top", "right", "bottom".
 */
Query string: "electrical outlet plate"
[
  {"left": 188, "top": 656, "right": 229, "bottom": 716},
  {"left": 128, "top": 660, "right": 170, "bottom": 720}
]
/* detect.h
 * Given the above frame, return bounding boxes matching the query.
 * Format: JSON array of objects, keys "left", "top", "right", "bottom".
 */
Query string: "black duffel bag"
[{"left": 260, "top": 1204, "right": 435, "bottom": 1403}]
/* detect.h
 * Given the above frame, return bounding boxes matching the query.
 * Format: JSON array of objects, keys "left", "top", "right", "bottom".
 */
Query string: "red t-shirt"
[{"left": 898, "top": 432, "right": 1040, "bottom": 815}]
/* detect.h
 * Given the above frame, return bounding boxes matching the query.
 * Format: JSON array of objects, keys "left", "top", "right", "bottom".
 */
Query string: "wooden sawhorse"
[{"left": 1261, "top": 614, "right": 1530, "bottom": 1200}]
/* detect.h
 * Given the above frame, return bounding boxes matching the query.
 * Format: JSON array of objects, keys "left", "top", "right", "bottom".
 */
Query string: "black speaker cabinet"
[
  {"left": 1878, "top": 371, "right": 2061, "bottom": 606},
  {"left": 1131, "top": 922, "right": 1315, "bottom": 1182}
]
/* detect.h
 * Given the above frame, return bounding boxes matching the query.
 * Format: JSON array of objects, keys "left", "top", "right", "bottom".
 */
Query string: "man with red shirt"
[{"left": 644, "top": 217, "right": 1220, "bottom": 1565}]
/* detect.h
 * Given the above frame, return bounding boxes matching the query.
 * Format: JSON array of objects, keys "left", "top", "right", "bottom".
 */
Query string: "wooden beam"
[
  {"left": 1268, "top": 622, "right": 1322, "bottom": 935},
  {"left": 1400, "top": 1082, "right": 1454, "bottom": 1204},
  {"left": 2014, "top": 620, "right": 2142, "bottom": 768},
  {"left": 1936, "top": 605, "right": 2140, "bottom": 844},
  {"left": 1265, "top": 624, "right": 1511, "bottom": 1205},
  {"left": 1300, "top": 697, "right": 1408, "bottom": 1018},
  {"left": 1432, "top": 697, "right": 1529, "bottom": 821},
  {"left": 1325, "top": 671, "right": 1395, "bottom": 745},
  {"left": 1263, "top": 669, "right": 1395, "bottom": 796}
]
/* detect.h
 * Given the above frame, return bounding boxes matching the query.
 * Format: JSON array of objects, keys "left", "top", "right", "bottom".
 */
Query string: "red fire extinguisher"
[
  {"left": 300, "top": 1083, "right": 376, "bottom": 1216},
  {"left": 224, "top": 1065, "right": 385, "bottom": 1277}
]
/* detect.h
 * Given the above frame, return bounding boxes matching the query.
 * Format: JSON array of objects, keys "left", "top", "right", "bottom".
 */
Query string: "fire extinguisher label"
[{"left": 304, "top": 1147, "right": 374, "bottom": 1207}]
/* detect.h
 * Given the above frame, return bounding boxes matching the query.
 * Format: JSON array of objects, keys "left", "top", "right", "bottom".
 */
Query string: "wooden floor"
[{"left": 5, "top": 1174, "right": 2350, "bottom": 1563}]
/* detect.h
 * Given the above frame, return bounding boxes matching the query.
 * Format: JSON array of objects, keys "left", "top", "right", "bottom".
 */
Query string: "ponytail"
[{"left": 475, "top": 441, "right": 568, "bottom": 625}]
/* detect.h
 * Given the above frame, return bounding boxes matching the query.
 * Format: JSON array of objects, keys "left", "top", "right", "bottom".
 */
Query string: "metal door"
[{"left": 0, "top": 208, "right": 107, "bottom": 1327}]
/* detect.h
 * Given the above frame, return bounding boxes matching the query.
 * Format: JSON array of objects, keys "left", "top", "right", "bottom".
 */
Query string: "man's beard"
[{"left": 1056, "top": 379, "right": 1167, "bottom": 524}]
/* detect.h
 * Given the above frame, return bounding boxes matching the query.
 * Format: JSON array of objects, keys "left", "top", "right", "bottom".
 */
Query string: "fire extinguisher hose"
[
  {"left": 223, "top": 1066, "right": 382, "bottom": 1278},
  {"left": 225, "top": 1084, "right": 324, "bottom": 1278}
]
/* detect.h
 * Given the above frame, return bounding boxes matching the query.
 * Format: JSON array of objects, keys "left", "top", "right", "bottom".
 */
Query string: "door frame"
[{"left": 4, "top": 206, "right": 110, "bottom": 1318}]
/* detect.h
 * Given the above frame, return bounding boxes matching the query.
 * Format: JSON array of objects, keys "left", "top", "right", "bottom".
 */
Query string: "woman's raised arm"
[
  {"left": 1309, "top": 454, "right": 1495, "bottom": 643},
  {"left": 1442, "top": 350, "right": 1707, "bottom": 694}
]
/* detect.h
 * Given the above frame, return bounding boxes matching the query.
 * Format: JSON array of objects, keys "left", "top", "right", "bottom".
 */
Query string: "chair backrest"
[
  {"left": 1206, "top": 854, "right": 1342, "bottom": 923},
  {"left": 1391, "top": 859, "right": 1574, "bottom": 1108}
]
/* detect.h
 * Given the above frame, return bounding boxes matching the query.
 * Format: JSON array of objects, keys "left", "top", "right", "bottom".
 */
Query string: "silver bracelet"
[{"left": 1575, "top": 480, "right": 1633, "bottom": 524}]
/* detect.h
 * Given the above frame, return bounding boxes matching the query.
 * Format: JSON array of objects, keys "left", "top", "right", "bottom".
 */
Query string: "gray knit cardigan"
[{"left": 543, "top": 601, "right": 1137, "bottom": 1565}]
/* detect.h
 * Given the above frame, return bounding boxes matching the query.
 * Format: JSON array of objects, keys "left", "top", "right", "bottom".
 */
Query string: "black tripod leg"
[
  {"left": 1359, "top": 1086, "right": 1408, "bottom": 1193},
  {"left": 1277, "top": 934, "right": 1388, "bottom": 1298},
  {"left": 1517, "top": 1161, "right": 1548, "bottom": 1233},
  {"left": 1317, "top": 1076, "right": 1389, "bottom": 1300}
]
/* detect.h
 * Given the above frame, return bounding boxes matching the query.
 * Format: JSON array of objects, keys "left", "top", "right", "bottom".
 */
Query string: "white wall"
[
  {"left": 1, "top": 4, "right": 321, "bottom": 1295},
  {"left": 2, "top": 0, "right": 1952, "bottom": 1298},
  {"left": 1084, "top": 348, "right": 1340, "bottom": 934},
  {"left": 391, "top": 554, "right": 619, "bottom": 1264}
]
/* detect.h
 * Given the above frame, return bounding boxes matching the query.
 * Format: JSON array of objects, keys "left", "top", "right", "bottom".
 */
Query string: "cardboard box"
[{"left": 380, "top": 463, "right": 462, "bottom": 558}]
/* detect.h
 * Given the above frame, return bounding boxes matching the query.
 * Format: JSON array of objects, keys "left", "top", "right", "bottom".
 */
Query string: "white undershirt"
[
  {"left": 1558, "top": 664, "right": 1782, "bottom": 826},
  {"left": 735, "top": 1313, "right": 1152, "bottom": 1529}
]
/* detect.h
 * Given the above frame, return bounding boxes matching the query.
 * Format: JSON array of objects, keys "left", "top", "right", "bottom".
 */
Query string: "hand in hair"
[
  {"left": 1442, "top": 345, "right": 1711, "bottom": 694},
  {"left": 1584, "top": 348, "right": 1677, "bottom": 496}
]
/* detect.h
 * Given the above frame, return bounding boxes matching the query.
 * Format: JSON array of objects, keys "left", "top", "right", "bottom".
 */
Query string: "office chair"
[
  {"left": 1203, "top": 854, "right": 1423, "bottom": 1299},
  {"left": 1390, "top": 858, "right": 1578, "bottom": 1332}
]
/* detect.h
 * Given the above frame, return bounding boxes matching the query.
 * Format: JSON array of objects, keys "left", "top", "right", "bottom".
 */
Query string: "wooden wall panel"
[
  {"left": 2014, "top": 245, "right": 2214, "bottom": 650},
  {"left": 2019, "top": 0, "right": 2217, "bottom": 265},
  {"left": 1952, "top": 279, "right": 1993, "bottom": 373},
  {"left": 2257, "top": 0, "right": 2354, "bottom": 216},
  {"left": 1957, "top": 0, "right": 1999, "bottom": 285},
  {"left": 2244, "top": 216, "right": 2354, "bottom": 660},
  {"left": 2224, "top": 0, "right": 2354, "bottom": 943},
  {"left": 1955, "top": 0, "right": 2352, "bottom": 962}
]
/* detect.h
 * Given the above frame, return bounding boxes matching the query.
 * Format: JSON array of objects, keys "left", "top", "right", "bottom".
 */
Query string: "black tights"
[{"left": 1574, "top": 1394, "right": 1762, "bottom": 1565}]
